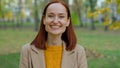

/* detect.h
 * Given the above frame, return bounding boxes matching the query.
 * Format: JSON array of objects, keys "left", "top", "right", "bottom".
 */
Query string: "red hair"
[{"left": 31, "top": 0, "right": 77, "bottom": 51}]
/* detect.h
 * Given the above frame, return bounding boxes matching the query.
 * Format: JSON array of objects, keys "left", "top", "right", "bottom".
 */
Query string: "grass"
[
  {"left": 0, "top": 53, "right": 20, "bottom": 68},
  {"left": 0, "top": 28, "right": 120, "bottom": 68},
  {"left": 0, "top": 22, "right": 34, "bottom": 26},
  {"left": 75, "top": 28, "right": 120, "bottom": 68},
  {"left": 0, "top": 29, "right": 36, "bottom": 54}
]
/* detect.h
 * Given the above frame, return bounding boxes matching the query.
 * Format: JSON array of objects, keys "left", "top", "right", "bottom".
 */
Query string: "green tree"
[
  {"left": 0, "top": 0, "right": 14, "bottom": 28},
  {"left": 74, "top": 0, "right": 84, "bottom": 27},
  {"left": 89, "top": 0, "right": 97, "bottom": 30}
]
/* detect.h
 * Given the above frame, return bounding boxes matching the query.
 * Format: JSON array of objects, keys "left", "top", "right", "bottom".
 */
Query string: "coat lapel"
[
  {"left": 30, "top": 42, "right": 76, "bottom": 68},
  {"left": 61, "top": 42, "right": 77, "bottom": 68},
  {"left": 31, "top": 45, "right": 46, "bottom": 68}
]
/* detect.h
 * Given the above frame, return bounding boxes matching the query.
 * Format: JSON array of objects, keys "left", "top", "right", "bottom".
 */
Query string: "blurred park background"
[{"left": 0, "top": 0, "right": 120, "bottom": 68}]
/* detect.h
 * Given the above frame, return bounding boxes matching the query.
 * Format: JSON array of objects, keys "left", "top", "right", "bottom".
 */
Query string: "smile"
[{"left": 50, "top": 25, "right": 62, "bottom": 29}]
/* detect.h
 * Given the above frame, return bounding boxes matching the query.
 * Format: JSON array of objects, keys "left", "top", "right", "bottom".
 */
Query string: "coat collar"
[
  {"left": 31, "top": 41, "right": 75, "bottom": 54},
  {"left": 30, "top": 41, "right": 76, "bottom": 68}
]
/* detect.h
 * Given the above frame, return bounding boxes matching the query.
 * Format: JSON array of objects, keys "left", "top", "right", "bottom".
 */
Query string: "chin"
[
  {"left": 48, "top": 31, "right": 64, "bottom": 35},
  {"left": 46, "top": 28, "right": 66, "bottom": 35},
  {"left": 50, "top": 32, "right": 62, "bottom": 35}
]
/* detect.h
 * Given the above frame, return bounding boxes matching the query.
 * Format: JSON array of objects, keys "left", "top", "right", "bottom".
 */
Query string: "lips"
[{"left": 50, "top": 25, "right": 61, "bottom": 29}]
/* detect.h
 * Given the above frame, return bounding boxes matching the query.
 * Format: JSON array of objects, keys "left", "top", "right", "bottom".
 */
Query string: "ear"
[{"left": 66, "top": 18, "right": 70, "bottom": 27}]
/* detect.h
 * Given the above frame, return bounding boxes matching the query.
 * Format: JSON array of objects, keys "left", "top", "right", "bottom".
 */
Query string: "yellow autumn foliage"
[
  {"left": 94, "top": 11, "right": 99, "bottom": 15},
  {"left": 117, "top": 5, "right": 120, "bottom": 14},
  {"left": 8, "top": 12, "right": 13, "bottom": 19},
  {"left": 105, "top": 8, "right": 110, "bottom": 12},
  {"left": 21, "top": 10, "right": 26, "bottom": 18},
  {"left": 116, "top": 0, "right": 120, "bottom": 4},
  {"left": 109, "top": 21, "right": 120, "bottom": 30},
  {"left": 87, "top": 7, "right": 110, "bottom": 18},
  {"left": 103, "top": 18, "right": 110, "bottom": 26},
  {"left": 88, "top": 13, "right": 94, "bottom": 17},
  {"left": 99, "top": 8, "right": 105, "bottom": 14},
  {"left": 109, "top": 25, "right": 120, "bottom": 30},
  {"left": 109, "top": 25, "right": 114, "bottom": 30},
  {"left": 106, "top": 0, "right": 112, "bottom": 3},
  {"left": 5, "top": 11, "right": 13, "bottom": 20}
]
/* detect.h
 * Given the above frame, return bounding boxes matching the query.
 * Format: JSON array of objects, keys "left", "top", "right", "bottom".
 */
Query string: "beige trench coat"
[{"left": 19, "top": 42, "right": 88, "bottom": 68}]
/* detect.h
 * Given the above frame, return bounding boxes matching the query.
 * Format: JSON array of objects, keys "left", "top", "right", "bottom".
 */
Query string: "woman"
[{"left": 19, "top": 0, "right": 87, "bottom": 68}]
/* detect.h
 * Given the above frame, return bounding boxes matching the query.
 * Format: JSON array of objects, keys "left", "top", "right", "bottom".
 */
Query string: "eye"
[
  {"left": 59, "top": 16, "right": 65, "bottom": 18},
  {"left": 48, "top": 15, "right": 54, "bottom": 18}
]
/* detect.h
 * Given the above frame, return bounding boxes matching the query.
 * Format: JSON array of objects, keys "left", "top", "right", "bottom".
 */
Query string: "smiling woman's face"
[{"left": 43, "top": 3, "right": 70, "bottom": 35}]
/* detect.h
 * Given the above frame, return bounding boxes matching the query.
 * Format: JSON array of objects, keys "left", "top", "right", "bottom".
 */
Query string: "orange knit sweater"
[{"left": 44, "top": 45, "right": 63, "bottom": 68}]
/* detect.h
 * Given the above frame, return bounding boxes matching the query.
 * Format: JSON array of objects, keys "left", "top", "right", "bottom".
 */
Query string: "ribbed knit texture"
[{"left": 44, "top": 45, "right": 63, "bottom": 68}]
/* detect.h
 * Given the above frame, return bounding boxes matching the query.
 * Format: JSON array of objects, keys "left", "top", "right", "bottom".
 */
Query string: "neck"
[{"left": 47, "top": 34, "right": 62, "bottom": 46}]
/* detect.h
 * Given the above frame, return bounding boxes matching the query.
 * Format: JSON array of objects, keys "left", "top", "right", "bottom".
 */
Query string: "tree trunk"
[
  {"left": 90, "top": 17, "right": 95, "bottom": 30},
  {"left": 0, "top": 0, "right": 6, "bottom": 28},
  {"left": 89, "top": 0, "right": 95, "bottom": 30},
  {"left": 34, "top": 0, "right": 39, "bottom": 31},
  {"left": 17, "top": 0, "right": 23, "bottom": 29},
  {"left": 74, "top": 0, "right": 83, "bottom": 27}
]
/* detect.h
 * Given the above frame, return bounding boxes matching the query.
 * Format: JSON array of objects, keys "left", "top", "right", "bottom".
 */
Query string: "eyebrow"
[{"left": 47, "top": 12, "right": 66, "bottom": 15}]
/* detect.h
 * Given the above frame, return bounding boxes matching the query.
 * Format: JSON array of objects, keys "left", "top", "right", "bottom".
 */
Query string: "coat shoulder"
[
  {"left": 20, "top": 43, "right": 32, "bottom": 53},
  {"left": 75, "top": 44, "right": 88, "bottom": 68},
  {"left": 75, "top": 44, "right": 85, "bottom": 51},
  {"left": 74, "top": 44, "right": 85, "bottom": 55}
]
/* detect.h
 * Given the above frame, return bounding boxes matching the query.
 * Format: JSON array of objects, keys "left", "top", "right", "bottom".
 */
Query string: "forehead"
[{"left": 46, "top": 3, "right": 67, "bottom": 14}]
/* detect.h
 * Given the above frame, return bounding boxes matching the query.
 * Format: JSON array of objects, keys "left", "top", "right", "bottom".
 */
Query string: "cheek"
[
  {"left": 61, "top": 20, "right": 68, "bottom": 26},
  {"left": 44, "top": 17, "right": 52, "bottom": 24},
  {"left": 44, "top": 19, "right": 50, "bottom": 24},
  {"left": 44, "top": 20, "right": 49, "bottom": 30}
]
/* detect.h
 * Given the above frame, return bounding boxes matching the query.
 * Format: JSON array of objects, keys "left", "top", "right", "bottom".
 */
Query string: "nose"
[{"left": 53, "top": 17, "right": 59, "bottom": 24}]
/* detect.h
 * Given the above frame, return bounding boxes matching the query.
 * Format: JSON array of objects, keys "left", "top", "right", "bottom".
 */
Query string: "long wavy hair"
[{"left": 31, "top": 0, "right": 77, "bottom": 51}]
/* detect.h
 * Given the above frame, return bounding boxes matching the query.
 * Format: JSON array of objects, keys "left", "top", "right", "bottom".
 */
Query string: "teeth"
[{"left": 50, "top": 26, "right": 60, "bottom": 29}]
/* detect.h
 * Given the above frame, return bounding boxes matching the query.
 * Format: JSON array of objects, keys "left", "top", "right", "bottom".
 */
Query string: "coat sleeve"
[
  {"left": 77, "top": 45, "right": 88, "bottom": 68},
  {"left": 19, "top": 44, "right": 30, "bottom": 68}
]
